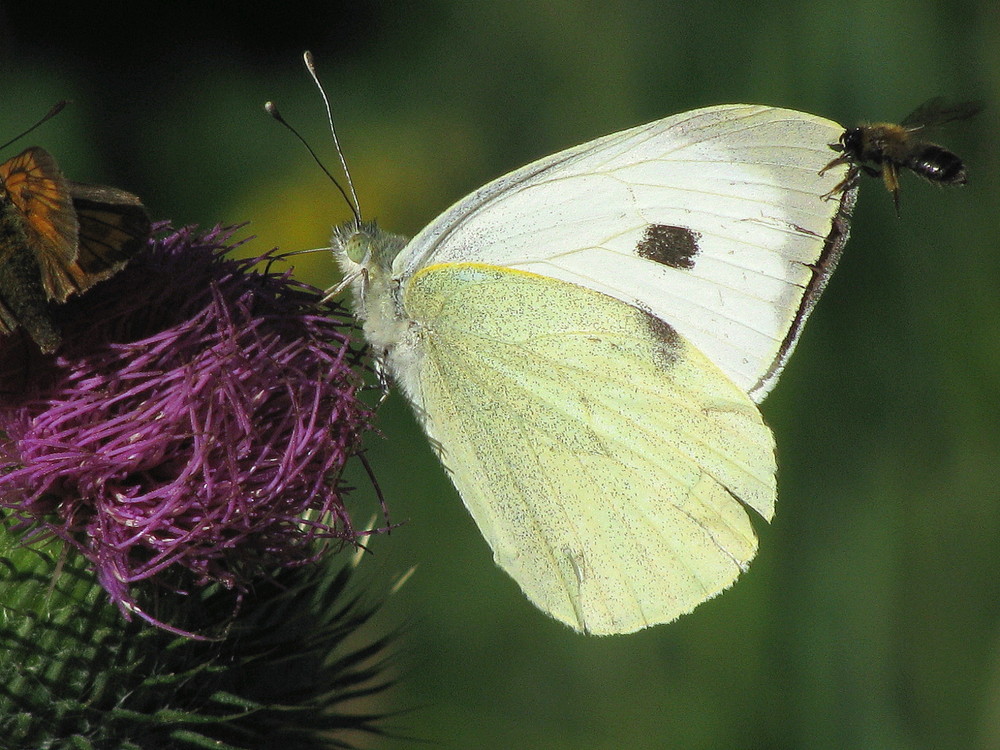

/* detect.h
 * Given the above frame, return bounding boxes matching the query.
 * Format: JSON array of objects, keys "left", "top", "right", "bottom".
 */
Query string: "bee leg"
[
  {"left": 818, "top": 154, "right": 848, "bottom": 177},
  {"left": 881, "top": 162, "right": 901, "bottom": 216},
  {"left": 820, "top": 164, "right": 861, "bottom": 201}
]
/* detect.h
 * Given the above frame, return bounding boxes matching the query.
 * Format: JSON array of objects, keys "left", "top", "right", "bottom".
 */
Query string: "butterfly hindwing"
[
  {"left": 398, "top": 262, "right": 775, "bottom": 634},
  {"left": 69, "top": 182, "right": 150, "bottom": 289}
]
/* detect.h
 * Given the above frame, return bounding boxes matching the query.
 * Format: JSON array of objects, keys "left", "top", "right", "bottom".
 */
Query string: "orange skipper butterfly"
[{"left": 0, "top": 106, "right": 150, "bottom": 354}]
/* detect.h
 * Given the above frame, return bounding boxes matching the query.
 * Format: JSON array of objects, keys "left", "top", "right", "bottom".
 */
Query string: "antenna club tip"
[
  {"left": 265, "top": 101, "right": 285, "bottom": 122},
  {"left": 303, "top": 50, "right": 316, "bottom": 71},
  {"left": 1, "top": 100, "right": 70, "bottom": 153}
]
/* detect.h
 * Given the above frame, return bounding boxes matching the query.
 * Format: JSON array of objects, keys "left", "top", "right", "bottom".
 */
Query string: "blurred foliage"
[{"left": 1, "top": 1, "right": 999, "bottom": 748}]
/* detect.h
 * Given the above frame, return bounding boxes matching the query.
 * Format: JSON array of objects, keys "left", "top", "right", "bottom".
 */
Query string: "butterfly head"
[
  {"left": 328, "top": 219, "right": 408, "bottom": 342},
  {"left": 332, "top": 219, "right": 403, "bottom": 279}
]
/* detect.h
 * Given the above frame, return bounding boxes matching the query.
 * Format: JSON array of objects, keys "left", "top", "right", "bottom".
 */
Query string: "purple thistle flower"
[{"left": 0, "top": 225, "right": 376, "bottom": 627}]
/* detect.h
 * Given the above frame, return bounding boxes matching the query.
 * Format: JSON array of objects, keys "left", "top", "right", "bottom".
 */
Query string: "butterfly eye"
[{"left": 344, "top": 232, "right": 370, "bottom": 264}]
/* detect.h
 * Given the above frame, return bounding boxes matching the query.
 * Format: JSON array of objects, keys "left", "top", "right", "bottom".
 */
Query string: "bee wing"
[
  {"left": 901, "top": 97, "right": 984, "bottom": 131},
  {"left": 0, "top": 147, "right": 81, "bottom": 303},
  {"left": 67, "top": 182, "right": 150, "bottom": 292}
]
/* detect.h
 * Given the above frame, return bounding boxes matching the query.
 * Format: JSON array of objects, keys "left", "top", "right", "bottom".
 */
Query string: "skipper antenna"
[{"left": 0, "top": 100, "right": 68, "bottom": 152}]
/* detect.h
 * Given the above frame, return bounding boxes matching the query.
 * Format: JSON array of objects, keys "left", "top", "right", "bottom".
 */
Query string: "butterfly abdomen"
[{"left": 0, "top": 205, "right": 60, "bottom": 352}]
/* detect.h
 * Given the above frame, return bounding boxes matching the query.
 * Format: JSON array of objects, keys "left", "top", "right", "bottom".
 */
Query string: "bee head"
[{"left": 831, "top": 128, "right": 864, "bottom": 158}]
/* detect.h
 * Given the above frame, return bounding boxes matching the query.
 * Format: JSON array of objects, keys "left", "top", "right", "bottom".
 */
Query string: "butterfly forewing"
[
  {"left": 0, "top": 147, "right": 80, "bottom": 302},
  {"left": 396, "top": 105, "right": 856, "bottom": 401}
]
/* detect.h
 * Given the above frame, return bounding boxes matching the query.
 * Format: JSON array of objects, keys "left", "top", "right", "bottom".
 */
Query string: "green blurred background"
[{"left": 2, "top": 1, "right": 999, "bottom": 747}]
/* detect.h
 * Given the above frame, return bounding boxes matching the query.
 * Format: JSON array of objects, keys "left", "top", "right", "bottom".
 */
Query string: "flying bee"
[{"left": 820, "top": 97, "right": 982, "bottom": 214}]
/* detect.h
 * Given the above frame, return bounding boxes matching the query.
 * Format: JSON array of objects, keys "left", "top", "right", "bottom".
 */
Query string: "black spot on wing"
[
  {"left": 635, "top": 224, "right": 701, "bottom": 270},
  {"left": 635, "top": 305, "right": 681, "bottom": 370}
]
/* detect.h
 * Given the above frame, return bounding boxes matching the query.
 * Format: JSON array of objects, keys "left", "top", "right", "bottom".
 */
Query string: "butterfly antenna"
[
  {"left": 265, "top": 100, "right": 361, "bottom": 224},
  {"left": 302, "top": 50, "right": 361, "bottom": 222},
  {"left": 0, "top": 100, "right": 68, "bottom": 152}
]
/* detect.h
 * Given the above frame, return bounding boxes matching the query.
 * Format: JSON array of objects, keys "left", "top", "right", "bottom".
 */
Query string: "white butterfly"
[{"left": 332, "top": 104, "right": 856, "bottom": 635}]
